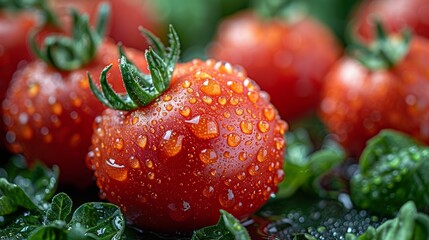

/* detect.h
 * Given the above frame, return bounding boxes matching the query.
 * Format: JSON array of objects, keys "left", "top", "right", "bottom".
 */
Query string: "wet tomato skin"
[
  {"left": 352, "top": 0, "right": 429, "bottom": 41},
  {"left": 320, "top": 36, "right": 429, "bottom": 155},
  {"left": 87, "top": 59, "right": 287, "bottom": 232},
  {"left": 209, "top": 11, "right": 341, "bottom": 121},
  {"left": 2, "top": 41, "right": 148, "bottom": 188}
]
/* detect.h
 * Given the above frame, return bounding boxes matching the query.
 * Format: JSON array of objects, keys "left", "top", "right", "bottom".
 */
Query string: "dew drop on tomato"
[
  {"left": 104, "top": 158, "right": 127, "bottom": 182},
  {"left": 218, "top": 189, "right": 235, "bottom": 208}
]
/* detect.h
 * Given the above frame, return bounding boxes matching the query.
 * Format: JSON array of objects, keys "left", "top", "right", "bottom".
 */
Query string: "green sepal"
[
  {"left": 350, "top": 19, "right": 411, "bottom": 70},
  {"left": 89, "top": 25, "right": 180, "bottom": 111},
  {"left": 30, "top": 3, "right": 109, "bottom": 71}
]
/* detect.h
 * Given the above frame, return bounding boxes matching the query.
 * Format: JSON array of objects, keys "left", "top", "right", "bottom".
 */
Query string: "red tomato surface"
[
  {"left": 209, "top": 11, "right": 341, "bottom": 121},
  {"left": 320, "top": 36, "right": 429, "bottom": 155},
  {"left": 2, "top": 41, "right": 148, "bottom": 188},
  {"left": 87, "top": 59, "right": 287, "bottom": 232}
]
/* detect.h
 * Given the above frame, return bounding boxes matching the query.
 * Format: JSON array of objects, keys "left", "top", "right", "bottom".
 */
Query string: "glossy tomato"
[
  {"left": 87, "top": 27, "right": 287, "bottom": 232},
  {"left": 320, "top": 32, "right": 429, "bottom": 155},
  {"left": 209, "top": 11, "right": 341, "bottom": 121}
]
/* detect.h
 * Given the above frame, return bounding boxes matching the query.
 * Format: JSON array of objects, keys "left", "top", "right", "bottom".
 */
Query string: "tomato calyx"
[
  {"left": 252, "top": 0, "right": 305, "bottom": 22},
  {"left": 29, "top": 3, "right": 109, "bottom": 71},
  {"left": 88, "top": 25, "right": 180, "bottom": 111},
  {"left": 0, "top": 0, "right": 59, "bottom": 26},
  {"left": 350, "top": 19, "right": 411, "bottom": 70}
]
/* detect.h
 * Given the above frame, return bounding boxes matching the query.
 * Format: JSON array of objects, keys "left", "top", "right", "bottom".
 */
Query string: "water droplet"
[
  {"left": 163, "top": 94, "right": 172, "bottom": 102},
  {"left": 227, "top": 80, "right": 243, "bottom": 94},
  {"left": 168, "top": 201, "right": 192, "bottom": 222},
  {"left": 219, "top": 189, "right": 235, "bottom": 208},
  {"left": 223, "top": 112, "right": 231, "bottom": 118},
  {"left": 248, "top": 164, "right": 260, "bottom": 176},
  {"left": 179, "top": 106, "right": 191, "bottom": 117},
  {"left": 188, "top": 115, "right": 219, "bottom": 139},
  {"left": 200, "top": 79, "right": 221, "bottom": 96},
  {"left": 22, "top": 125, "right": 33, "bottom": 140},
  {"left": 235, "top": 108, "right": 244, "bottom": 115},
  {"left": 203, "top": 186, "right": 214, "bottom": 197},
  {"left": 202, "top": 96, "right": 213, "bottom": 104},
  {"left": 147, "top": 172, "right": 155, "bottom": 180},
  {"left": 137, "top": 135, "right": 147, "bottom": 149},
  {"left": 160, "top": 130, "right": 184, "bottom": 157},
  {"left": 239, "top": 152, "right": 247, "bottom": 161},
  {"left": 258, "top": 121, "right": 270, "bottom": 133},
  {"left": 247, "top": 91, "right": 259, "bottom": 103},
  {"left": 96, "top": 128, "right": 105, "bottom": 138},
  {"left": 257, "top": 147, "right": 268, "bottom": 162},
  {"left": 275, "top": 137, "right": 285, "bottom": 150},
  {"left": 189, "top": 97, "right": 197, "bottom": 104},
  {"left": 263, "top": 106, "right": 276, "bottom": 121},
  {"left": 129, "top": 156, "right": 140, "bottom": 169},
  {"left": 114, "top": 138, "right": 124, "bottom": 150},
  {"left": 166, "top": 104, "right": 173, "bottom": 111},
  {"left": 105, "top": 158, "right": 127, "bottom": 181},
  {"left": 28, "top": 82, "right": 40, "bottom": 97},
  {"left": 223, "top": 151, "right": 231, "bottom": 158},
  {"left": 277, "top": 120, "right": 288, "bottom": 135},
  {"left": 236, "top": 172, "right": 246, "bottom": 180},
  {"left": 131, "top": 116, "right": 139, "bottom": 125},
  {"left": 227, "top": 133, "right": 241, "bottom": 147},
  {"left": 218, "top": 96, "right": 227, "bottom": 105},
  {"left": 145, "top": 159, "right": 154, "bottom": 169},
  {"left": 182, "top": 80, "right": 191, "bottom": 88},
  {"left": 195, "top": 71, "right": 213, "bottom": 80},
  {"left": 214, "top": 61, "right": 233, "bottom": 74},
  {"left": 274, "top": 169, "right": 285, "bottom": 184},
  {"left": 199, "top": 149, "right": 218, "bottom": 164},
  {"left": 51, "top": 102, "right": 62, "bottom": 115},
  {"left": 230, "top": 97, "right": 239, "bottom": 106},
  {"left": 240, "top": 121, "right": 253, "bottom": 134}
]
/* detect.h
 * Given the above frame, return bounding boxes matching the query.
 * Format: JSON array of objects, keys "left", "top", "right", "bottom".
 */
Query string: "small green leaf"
[
  {"left": 27, "top": 224, "right": 69, "bottom": 240},
  {"left": 351, "top": 130, "right": 429, "bottom": 215},
  {"left": 68, "top": 202, "right": 125, "bottom": 240},
  {"left": 0, "top": 209, "right": 44, "bottom": 239},
  {"left": 0, "top": 178, "right": 39, "bottom": 214},
  {"left": 192, "top": 210, "right": 250, "bottom": 240},
  {"left": 276, "top": 129, "right": 344, "bottom": 198},
  {"left": 45, "top": 193, "right": 72, "bottom": 223}
]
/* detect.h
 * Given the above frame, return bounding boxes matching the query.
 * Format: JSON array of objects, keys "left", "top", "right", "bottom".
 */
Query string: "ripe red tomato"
[
  {"left": 209, "top": 11, "right": 341, "bottom": 121},
  {"left": 352, "top": 0, "right": 429, "bottom": 41},
  {"left": 320, "top": 34, "right": 429, "bottom": 155},
  {"left": 52, "top": 0, "right": 162, "bottom": 51},
  {"left": 0, "top": 11, "right": 38, "bottom": 105},
  {"left": 87, "top": 30, "right": 287, "bottom": 231},
  {"left": 2, "top": 40, "right": 148, "bottom": 188}
]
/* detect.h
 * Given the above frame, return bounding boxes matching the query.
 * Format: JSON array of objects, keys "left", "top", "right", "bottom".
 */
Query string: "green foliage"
[
  {"left": 0, "top": 160, "right": 59, "bottom": 215},
  {"left": 276, "top": 128, "right": 345, "bottom": 199},
  {"left": 191, "top": 210, "right": 250, "bottom": 240},
  {"left": 351, "top": 130, "right": 429, "bottom": 215},
  {"left": 0, "top": 161, "right": 125, "bottom": 240},
  {"left": 346, "top": 201, "right": 429, "bottom": 240}
]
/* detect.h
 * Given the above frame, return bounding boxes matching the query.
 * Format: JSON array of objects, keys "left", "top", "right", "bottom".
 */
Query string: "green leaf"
[
  {"left": 351, "top": 130, "right": 429, "bottom": 215},
  {"left": 27, "top": 224, "right": 69, "bottom": 240},
  {"left": 68, "top": 202, "right": 125, "bottom": 240},
  {"left": 346, "top": 201, "right": 429, "bottom": 240},
  {"left": 276, "top": 129, "right": 345, "bottom": 198},
  {"left": 0, "top": 209, "right": 44, "bottom": 239},
  {"left": 192, "top": 210, "right": 250, "bottom": 240},
  {"left": 0, "top": 178, "right": 40, "bottom": 215},
  {"left": 45, "top": 193, "right": 72, "bottom": 223}
]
